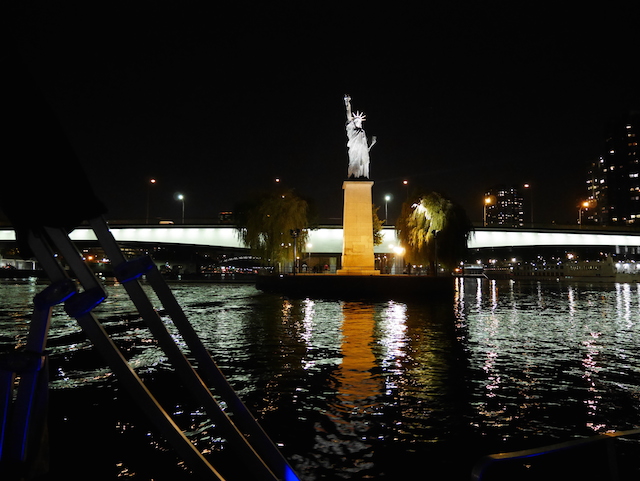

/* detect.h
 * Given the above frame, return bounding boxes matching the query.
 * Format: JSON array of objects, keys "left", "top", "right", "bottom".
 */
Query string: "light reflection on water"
[
  {"left": 463, "top": 279, "right": 640, "bottom": 441},
  {"left": 1, "top": 278, "right": 639, "bottom": 479}
]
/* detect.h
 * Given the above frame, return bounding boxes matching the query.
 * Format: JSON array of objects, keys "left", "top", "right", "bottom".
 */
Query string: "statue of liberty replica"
[
  {"left": 339, "top": 95, "right": 379, "bottom": 275},
  {"left": 344, "top": 95, "right": 376, "bottom": 179}
]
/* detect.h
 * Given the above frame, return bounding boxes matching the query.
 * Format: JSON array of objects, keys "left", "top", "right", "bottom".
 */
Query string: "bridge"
[{"left": 1, "top": 225, "right": 638, "bottom": 253}]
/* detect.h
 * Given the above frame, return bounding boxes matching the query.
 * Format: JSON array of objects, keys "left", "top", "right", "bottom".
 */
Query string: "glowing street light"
[
  {"left": 578, "top": 199, "right": 593, "bottom": 227},
  {"left": 523, "top": 183, "right": 533, "bottom": 226},
  {"left": 384, "top": 194, "right": 391, "bottom": 223},
  {"left": 177, "top": 193, "right": 185, "bottom": 224},
  {"left": 390, "top": 244, "right": 405, "bottom": 275},
  {"left": 483, "top": 195, "right": 495, "bottom": 227},
  {"left": 392, "top": 245, "right": 405, "bottom": 256},
  {"left": 146, "top": 178, "right": 157, "bottom": 224}
]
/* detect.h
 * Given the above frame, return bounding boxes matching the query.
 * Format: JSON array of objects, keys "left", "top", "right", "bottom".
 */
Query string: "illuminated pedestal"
[{"left": 337, "top": 180, "right": 380, "bottom": 276}]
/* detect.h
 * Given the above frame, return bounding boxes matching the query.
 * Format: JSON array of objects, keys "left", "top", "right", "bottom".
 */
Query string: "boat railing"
[
  {"left": 471, "top": 427, "right": 640, "bottom": 481},
  {"left": 1, "top": 217, "right": 300, "bottom": 480}
]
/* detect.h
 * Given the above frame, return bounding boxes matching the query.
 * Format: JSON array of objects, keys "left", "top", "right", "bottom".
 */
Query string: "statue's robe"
[{"left": 346, "top": 120, "right": 370, "bottom": 178}]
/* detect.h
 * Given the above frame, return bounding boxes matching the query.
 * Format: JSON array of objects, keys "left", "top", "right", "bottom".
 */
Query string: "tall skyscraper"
[
  {"left": 484, "top": 185, "right": 524, "bottom": 227},
  {"left": 586, "top": 111, "right": 639, "bottom": 225}
]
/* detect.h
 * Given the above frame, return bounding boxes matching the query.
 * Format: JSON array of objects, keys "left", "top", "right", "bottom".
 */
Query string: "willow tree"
[
  {"left": 396, "top": 191, "right": 473, "bottom": 273},
  {"left": 235, "top": 189, "right": 311, "bottom": 271}
]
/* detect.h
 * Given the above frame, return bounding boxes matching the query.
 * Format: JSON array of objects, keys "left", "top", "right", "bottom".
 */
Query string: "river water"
[{"left": 1, "top": 278, "right": 639, "bottom": 480}]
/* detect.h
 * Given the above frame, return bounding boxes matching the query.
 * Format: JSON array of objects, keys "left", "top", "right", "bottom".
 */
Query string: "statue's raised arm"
[{"left": 344, "top": 95, "right": 353, "bottom": 122}]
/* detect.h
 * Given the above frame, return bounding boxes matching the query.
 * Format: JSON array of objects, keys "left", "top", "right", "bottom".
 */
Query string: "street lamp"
[
  {"left": 290, "top": 229, "right": 300, "bottom": 274},
  {"left": 146, "top": 178, "right": 156, "bottom": 224},
  {"left": 578, "top": 200, "right": 590, "bottom": 227},
  {"left": 483, "top": 195, "right": 495, "bottom": 227},
  {"left": 392, "top": 244, "right": 405, "bottom": 275},
  {"left": 384, "top": 194, "right": 391, "bottom": 223},
  {"left": 177, "top": 193, "right": 185, "bottom": 224},
  {"left": 523, "top": 183, "right": 533, "bottom": 226}
]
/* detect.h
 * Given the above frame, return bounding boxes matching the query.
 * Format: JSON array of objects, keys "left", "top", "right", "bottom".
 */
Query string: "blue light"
[{"left": 284, "top": 466, "right": 300, "bottom": 481}]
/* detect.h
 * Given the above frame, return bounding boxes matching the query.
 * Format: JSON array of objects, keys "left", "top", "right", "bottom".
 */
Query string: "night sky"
[{"left": 6, "top": 3, "right": 639, "bottom": 226}]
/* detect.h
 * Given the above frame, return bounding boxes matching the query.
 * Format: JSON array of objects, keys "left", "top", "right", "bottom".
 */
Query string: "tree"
[
  {"left": 235, "top": 188, "right": 311, "bottom": 271},
  {"left": 372, "top": 204, "right": 384, "bottom": 246},
  {"left": 396, "top": 191, "right": 473, "bottom": 273}
]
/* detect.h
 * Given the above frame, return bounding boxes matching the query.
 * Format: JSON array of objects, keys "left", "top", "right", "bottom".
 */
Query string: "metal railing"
[
  {"left": 2, "top": 218, "right": 301, "bottom": 480},
  {"left": 471, "top": 428, "right": 640, "bottom": 481}
]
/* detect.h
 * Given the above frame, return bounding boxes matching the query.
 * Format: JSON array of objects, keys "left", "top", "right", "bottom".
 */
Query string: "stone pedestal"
[{"left": 338, "top": 180, "right": 380, "bottom": 276}]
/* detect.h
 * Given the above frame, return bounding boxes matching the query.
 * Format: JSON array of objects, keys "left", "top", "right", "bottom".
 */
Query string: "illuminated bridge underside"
[
  {"left": 467, "top": 229, "right": 639, "bottom": 250},
  {"left": 1, "top": 226, "right": 638, "bottom": 252}
]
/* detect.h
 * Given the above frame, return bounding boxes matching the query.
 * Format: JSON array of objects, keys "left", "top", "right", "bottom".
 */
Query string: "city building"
[
  {"left": 483, "top": 185, "right": 524, "bottom": 227},
  {"left": 585, "top": 110, "right": 639, "bottom": 225}
]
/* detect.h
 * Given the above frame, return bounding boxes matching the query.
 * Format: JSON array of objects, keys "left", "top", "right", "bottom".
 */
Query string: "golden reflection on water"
[
  {"left": 307, "top": 302, "right": 382, "bottom": 476},
  {"left": 335, "top": 302, "right": 381, "bottom": 410}
]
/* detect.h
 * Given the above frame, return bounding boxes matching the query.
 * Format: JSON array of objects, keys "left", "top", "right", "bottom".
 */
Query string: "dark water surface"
[{"left": 1, "top": 278, "right": 639, "bottom": 479}]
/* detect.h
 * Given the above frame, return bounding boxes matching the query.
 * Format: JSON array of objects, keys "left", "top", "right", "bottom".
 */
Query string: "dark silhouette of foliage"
[
  {"left": 396, "top": 191, "right": 473, "bottom": 273},
  {"left": 235, "top": 189, "right": 311, "bottom": 270}
]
